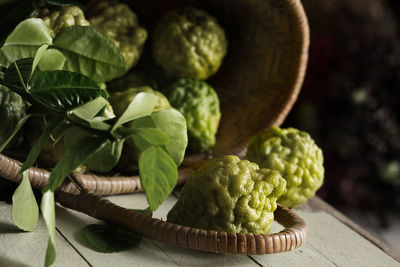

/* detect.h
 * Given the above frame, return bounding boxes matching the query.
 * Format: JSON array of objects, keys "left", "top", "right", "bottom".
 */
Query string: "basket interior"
[{"left": 123, "top": 0, "right": 309, "bottom": 162}]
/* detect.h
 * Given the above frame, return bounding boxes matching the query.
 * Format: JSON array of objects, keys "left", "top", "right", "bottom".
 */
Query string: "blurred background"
[{"left": 283, "top": 0, "right": 400, "bottom": 252}]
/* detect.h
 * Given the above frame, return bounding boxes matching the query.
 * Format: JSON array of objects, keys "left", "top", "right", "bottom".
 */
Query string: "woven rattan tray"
[{"left": 0, "top": 0, "right": 310, "bottom": 254}]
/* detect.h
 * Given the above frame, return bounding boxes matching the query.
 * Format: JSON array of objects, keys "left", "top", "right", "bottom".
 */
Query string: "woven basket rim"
[{"left": 56, "top": 190, "right": 308, "bottom": 255}]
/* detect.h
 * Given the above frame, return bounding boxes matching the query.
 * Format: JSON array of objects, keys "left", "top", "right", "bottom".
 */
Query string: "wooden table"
[{"left": 0, "top": 180, "right": 399, "bottom": 267}]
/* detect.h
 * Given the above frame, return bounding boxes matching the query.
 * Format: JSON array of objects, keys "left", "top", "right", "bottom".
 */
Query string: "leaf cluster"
[{"left": 0, "top": 17, "right": 187, "bottom": 266}]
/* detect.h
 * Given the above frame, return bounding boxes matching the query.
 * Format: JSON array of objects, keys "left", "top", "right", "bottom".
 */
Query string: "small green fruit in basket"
[
  {"left": 109, "top": 87, "right": 172, "bottom": 174},
  {"left": 88, "top": 0, "right": 147, "bottom": 69},
  {"left": 167, "top": 155, "right": 286, "bottom": 234},
  {"left": 166, "top": 78, "right": 220, "bottom": 153},
  {"left": 36, "top": 5, "right": 90, "bottom": 37},
  {"left": 245, "top": 127, "right": 324, "bottom": 208},
  {"left": 0, "top": 85, "right": 26, "bottom": 150},
  {"left": 109, "top": 86, "right": 171, "bottom": 117},
  {"left": 152, "top": 6, "right": 227, "bottom": 80}
]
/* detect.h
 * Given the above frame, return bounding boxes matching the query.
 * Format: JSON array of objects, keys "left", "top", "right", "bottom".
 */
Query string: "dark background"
[{"left": 284, "top": 0, "right": 400, "bottom": 231}]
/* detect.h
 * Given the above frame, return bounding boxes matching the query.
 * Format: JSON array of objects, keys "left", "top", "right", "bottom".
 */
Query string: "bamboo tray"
[{"left": 0, "top": 0, "right": 310, "bottom": 254}]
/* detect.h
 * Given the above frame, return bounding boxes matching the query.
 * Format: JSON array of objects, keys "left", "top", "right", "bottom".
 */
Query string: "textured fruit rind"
[
  {"left": 36, "top": 6, "right": 90, "bottom": 37},
  {"left": 88, "top": 0, "right": 147, "bottom": 69},
  {"left": 167, "top": 155, "right": 286, "bottom": 234},
  {"left": 167, "top": 78, "right": 220, "bottom": 153},
  {"left": 0, "top": 85, "right": 26, "bottom": 149},
  {"left": 245, "top": 127, "right": 324, "bottom": 208},
  {"left": 152, "top": 6, "right": 227, "bottom": 80}
]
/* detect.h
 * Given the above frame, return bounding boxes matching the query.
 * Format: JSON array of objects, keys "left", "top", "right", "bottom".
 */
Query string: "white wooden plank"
[
  {"left": 0, "top": 202, "right": 89, "bottom": 267},
  {"left": 54, "top": 204, "right": 176, "bottom": 267},
  {"left": 297, "top": 210, "right": 400, "bottom": 267},
  {"left": 105, "top": 193, "right": 258, "bottom": 266},
  {"left": 250, "top": 221, "right": 336, "bottom": 266}
]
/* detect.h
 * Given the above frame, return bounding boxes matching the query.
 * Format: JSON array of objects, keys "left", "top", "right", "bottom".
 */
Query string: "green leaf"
[
  {"left": 41, "top": 190, "right": 56, "bottom": 267},
  {"left": 130, "top": 128, "right": 170, "bottom": 152},
  {"left": 83, "top": 139, "right": 124, "bottom": 173},
  {"left": 20, "top": 116, "right": 62, "bottom": 173},
  {"left": 1, "top": 18, "right": 52, "bottom": 67},
  {"left": 2, "top": 58, "right": 33, "bottom": 94},
  {"left": 1, "top": 58, "right": 40, "bottom": 105},
  {"left": 122, "top": 109, "right": 188, "bottom": 166},
  {"left": 132, "top": 208, "right": 153, "bottom": 217},
  {"left": 31, "top": 43, "right": 49, "bottom": 78},
  {"left": 135, "top": 128, "right": 170, "bottom": 146},
  {"left": 53, "top": 26, "right": 126, "bottom": 82},
  {"left": 0, "top": 49, "right": 8, "bottom": 67},
  {"left": 112, "top": 91, "right": 156, "bottom": 133},
  {"left": 83, "top": 224, "right": 142, "bottom": 253},
  {"left": 68, "top": 97, "right": 108, "bottom": 122},
  {"left": 139, "top": 146, "right": 178, "bottom": 211},
  {"left": 44, "top": 136, "right": 108, "bottom": 191},
  {"left": 151, "top": 109, "right": 188, "bottom": 166},
  {"left": 64, "top": 127, "right": 123, "bottom": 173},
  {"left": 0, "top": 113, "right": 32, "bottom": 153},
  {"left": 0, "top": 0, "right": 39, "bottom": 44},
  {"left": 28, "top": 70, "right": 107, "bottom": 112},
  {"left": 38, "top": 48, "right": 66, "bottom": 71},
  {"left": 115, "top": 116, "right": 154, "bottom": 138},
  {"left": 87, "top": 117, "right": 112, "bottom": 131},
  {"left": 11, "top": 171, "right": 39, "bottom": 231}
]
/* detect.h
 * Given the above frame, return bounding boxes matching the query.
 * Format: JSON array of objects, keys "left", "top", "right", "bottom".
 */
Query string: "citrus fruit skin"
[
  {"left": 37, "top": 6, "right": 90, "bottom": 37},
  {"left": 167, "top": 155, "right": 287, "bottom": 234},
  {"left": 0, "top": 85, "right": 26, "bottom": 149},
  {"left": 167, "top": 78, "right": 220, "bottom": 153},
  {"left": 246, "top": 127, "right": 325, "bottom": 208},
  {"left": 152, "top": 6, "right": 227, "bottom": 80},
  {"left": 88, "top": 0, "right": 147, "bottom": 69}
]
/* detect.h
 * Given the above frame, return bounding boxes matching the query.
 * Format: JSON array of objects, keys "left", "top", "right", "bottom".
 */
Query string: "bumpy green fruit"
[
  {"left": 167, "top": 78, "right": 220, "bottom": 153},
  {"left": 152, "top": 6, "right": 227, "bottom": 80},
  {"left": 109, "top": 87, "right": 171, "bottom": 174},
  {"left": 36, "top": 6, "right": 90, "bottom": 37},
  {"left": 0, "top": 85, "right": 26, "bottom": 149},
  {"left": 109, "top": 86, "right": 171, "bottom": 117},
  {"left": 245, "top": 127, "right": 324, "bottom": 208},
  {"left": 88, "top": 0, "right": 147, "bottom": 69},
  {"left": 167, "top": 155, "right": 286, "bottom": 234}
]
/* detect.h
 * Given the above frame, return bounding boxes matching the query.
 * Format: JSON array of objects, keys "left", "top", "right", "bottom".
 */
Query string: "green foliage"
[
  {"left": 83, "top": 224, "right": 142, "bottom": 253},
  {"left": 41, "top": 190, "right": 56, "bottom": 267},
  {"left": 53, "top": 26, "right": 127, "bottom": 82},
  {"left": 151, "top": 109, "right": 187, "bottom": 166},
  {"left": 139, "top": 146, "right": 178, "bottom": 211},
  {"left": 38, "top": 49, "right": 66, "bottom": 71},
  {"left": 20, "top": 116, "right": 62, "bottom": 173},
  {"left": 2, "top": 58, "right": 36, "bottom": 100},
  {"left": 45, "top": 137, "right": 108, "bottom": 191},
  {"left": 28, "top": 70, "right": 107, "bottom": 112},
  {"left": 0, "top": 85, "right": 27, "bottom": 151},
  {"left": 111, "top": 91, "right": 156, "bottom": 133},
  {"left": 12, "top": 171, "right": 39, "bottom": 232},
  {"left": 0, "top": 14, "right": 190, "bottom": 264},
  {"left": 0, "top": 113, "right": 32, "bottom": 153},
  {"left": 0, "top": 18, "right": 52, "bottom": 67}
]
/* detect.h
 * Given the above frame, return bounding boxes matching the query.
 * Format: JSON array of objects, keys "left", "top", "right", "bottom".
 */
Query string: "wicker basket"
[{"left": 0, "top": 0, "right": 309, "bottom": 254}]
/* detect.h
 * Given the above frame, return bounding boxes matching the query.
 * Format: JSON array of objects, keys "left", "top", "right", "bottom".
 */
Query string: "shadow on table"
[
  {"left": 0, "top": 221, "right": 23, "bottom": 234},
  {"left": 0, "top": 254, "right": 30, "bottom": 267}
]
